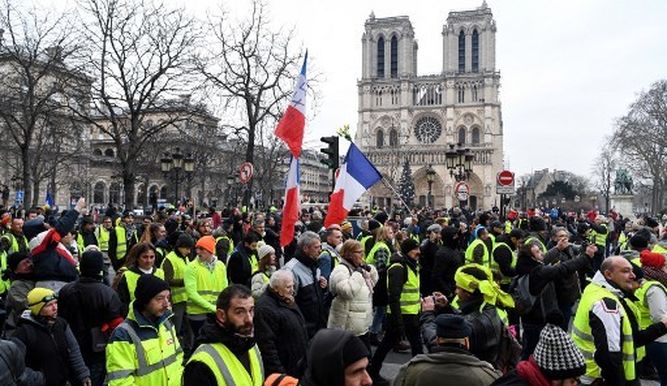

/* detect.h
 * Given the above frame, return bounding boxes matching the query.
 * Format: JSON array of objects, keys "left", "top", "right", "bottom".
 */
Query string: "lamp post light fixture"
[
  {"left": 425, "top": 164, "right": 436, "bottom": 208},
  {"left": 445, "top": 143, "right": 474, "bottom": 182},
  {"left": 160, "top": 147, "right": 194, "bottom": 204}
]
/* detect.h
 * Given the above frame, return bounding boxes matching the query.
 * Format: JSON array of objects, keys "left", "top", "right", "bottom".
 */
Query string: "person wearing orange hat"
[{"left": 184, "top": 235, "right": 228, "bottom": 351}]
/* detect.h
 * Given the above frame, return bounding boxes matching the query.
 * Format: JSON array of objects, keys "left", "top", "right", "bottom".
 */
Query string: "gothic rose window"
[{"left": 414, "top": 117, "right": 442, "bottom": 143}]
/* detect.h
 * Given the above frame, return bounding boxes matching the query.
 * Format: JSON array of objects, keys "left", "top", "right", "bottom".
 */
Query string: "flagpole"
[{"left": 381, "top": 177, "right": 414, "bottom": 217}]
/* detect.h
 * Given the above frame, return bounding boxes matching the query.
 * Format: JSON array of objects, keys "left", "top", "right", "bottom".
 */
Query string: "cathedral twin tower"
[{"left": 356, "top": 2, "right": 504, "bottom": 210}]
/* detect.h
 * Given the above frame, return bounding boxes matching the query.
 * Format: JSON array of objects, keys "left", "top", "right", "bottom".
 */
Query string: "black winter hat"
[
  {"left": 175, "top": 233, "right": 195, "bottom": 249},
  {"left": 80, "top": 250, "right": 105, "bottom": 278},
  {"left": 368, "top": 219, "right": 382, "bottom": 232},
  {"left": 435, "top": 314, "right": 471, "bottom": 339},
  {"left": 373, "top": 212, "right": 389, "bottom": 225},
  {"left": 134, "top": 275, "right": 170, "bottom": 310},
  {"left": 629, "top": 234, "right": 649, "bottom": 250},
  {"left": 400, "top": 238, "right": 420, "bottom": 256},
  {"left": 23, "top": 217, "right": 47, "bottom": 241},
  {"left": 529, "top": 216, "right": 547, "bottom": 232}
]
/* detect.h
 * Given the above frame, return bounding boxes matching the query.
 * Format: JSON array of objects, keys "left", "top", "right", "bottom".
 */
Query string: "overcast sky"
[
  {"left": 190, "top": 0, "right": 667, "bottom": 179},
  {"left": 36, "top": 0, "right": 667, "bottom": 178}
]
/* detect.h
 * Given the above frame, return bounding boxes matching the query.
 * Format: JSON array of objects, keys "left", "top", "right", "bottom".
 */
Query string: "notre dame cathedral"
[{"left": 356, "top": 2, "right": 504, "bottom": 210}]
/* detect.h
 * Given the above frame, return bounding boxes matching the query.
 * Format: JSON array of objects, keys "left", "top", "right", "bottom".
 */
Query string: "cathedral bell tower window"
[
  {"left": 472, "top": 30, "right": 479, "bottom": 72},
  {"left": 377, "top": 37, "right": 385, "bottom": 78},
  {"left": 458, "top": 31, "right": 465, "bottom": 73},
  {"left": 390, "top": 35, "right": 398, "bottom": 78}
]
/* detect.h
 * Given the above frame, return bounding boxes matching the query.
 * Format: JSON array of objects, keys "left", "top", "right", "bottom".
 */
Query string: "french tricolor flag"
[
  {"left": 280, "top": 157, "right": 301, "bottom": 247},
  {"left": 275, "top": 52, "right": 307, "bottom": 158},
  {"left": 324, "top": 143, "right": 382, "bottom": 227}
]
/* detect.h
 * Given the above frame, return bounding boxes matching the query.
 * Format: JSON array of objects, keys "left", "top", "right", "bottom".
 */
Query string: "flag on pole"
[
  {"left": 280, "top": 157, "right": 301, "bottom": 247},
  {"left": 324, "top": 143, "right": 382, "bottom": 227},
  {"left": 45, "top": 191, "right": 55, "bottom": 207},
  {"left": 275, "top": 51, "right": 308, "bottom": 158}
]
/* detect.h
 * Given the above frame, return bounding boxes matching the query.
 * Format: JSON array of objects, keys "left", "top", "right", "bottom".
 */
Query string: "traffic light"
[{"left": 320, "top": 136, "right": 339, "bottom": 170}]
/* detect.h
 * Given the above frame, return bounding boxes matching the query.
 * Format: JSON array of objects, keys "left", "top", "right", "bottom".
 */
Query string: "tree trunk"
[
  {"left": 244, "top": 124, "right": 255, "bottom": 208},
  {"left": 21, "top": 148, "right": 32, "bottom": 208},
  {"left": 123, "top": 172, "right": 135, "bottom": 210}
]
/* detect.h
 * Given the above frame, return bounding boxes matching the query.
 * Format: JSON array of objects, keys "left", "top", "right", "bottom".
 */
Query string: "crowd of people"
[{"left": 0, "top": 198, "right": 666, "bottom": 386}]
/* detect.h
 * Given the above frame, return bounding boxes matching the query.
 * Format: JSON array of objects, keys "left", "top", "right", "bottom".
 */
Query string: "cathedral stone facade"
[{"left": 356, "top": 3, "right": 504, "bottom": 210}]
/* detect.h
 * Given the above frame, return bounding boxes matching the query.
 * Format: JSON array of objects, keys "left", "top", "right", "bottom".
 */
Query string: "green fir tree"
[{"left": 397, "top": 158, "right": 415, "bottom": 208}]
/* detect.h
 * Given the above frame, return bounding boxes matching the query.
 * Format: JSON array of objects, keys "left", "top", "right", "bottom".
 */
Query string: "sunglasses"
[{"left": 29, "top": 294, "right": 58, "bottom": 307}]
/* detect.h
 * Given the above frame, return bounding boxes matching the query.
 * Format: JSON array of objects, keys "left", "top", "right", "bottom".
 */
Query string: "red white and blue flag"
[
  {"left": 280, "top": 157, "right": 301, "bottom": 246},
  {"left": 324, "top": 143, "right": 382, "bottom": 227},
  {"left": 275, "top": 51, "right": 308, "bottom": 158}
]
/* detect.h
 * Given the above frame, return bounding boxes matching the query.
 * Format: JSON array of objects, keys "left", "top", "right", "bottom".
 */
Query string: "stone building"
[{"left": 355, "top": 2, "right": 504, "bottom": 210}]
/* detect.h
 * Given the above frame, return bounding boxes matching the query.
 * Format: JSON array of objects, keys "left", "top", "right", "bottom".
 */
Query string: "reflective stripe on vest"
[
  {"left": 106, "top": 319, "right": 183, "bottom": 385},
  {"left": 360, "top": 235, "right": 373, "bottom": 258},
  {"left": 387, "top": 262, "right": 420, "bottom": 315},
  {"left": 572, "top": 283, "right": 635, "bottom": 381},
  {"left": 124, "top": 269, "right": 165, "bottom": 303},
  {"left": 589, "top": 225, "right": 608, "bottom": 247},
  {"left": 185, "top": 259, "right": 228, "bottom": 315},
  {"left": 465, "top": 239, "right": 490, "bottom": 266},
  {"left": 188, "top": 343, "right": 264, "bottom": 386},
  {"left": 652, "top": 244, "right": 667, "bottom": 254},
  {"left": 365, "top": 241, "right": 390, "bottom": 270},
  {"left": 161, "top": 251, "right": 188, "bottom": 304},
  {"left": 2, "top": 233, "right": 27, "bottom": 254}
]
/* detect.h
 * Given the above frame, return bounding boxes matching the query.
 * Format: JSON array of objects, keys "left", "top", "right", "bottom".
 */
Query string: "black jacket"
[
  {"left": 31, "top": 209, "right": 80, "bottom": 282},
  {"left": 432, "top": 243, "right": 463, "bottom": 299},
  {"left": 58, "top": 277, "right": 123, "bottom": 363},
  {"left": 15, "top": 315, "right": 89, "bottom": 386},
  {"left": 492, "top": 234, "right": 517, "bottom": 278},
  {"left": 515, "top": 252, "right": 590, "bottom": 325},
  {"left": 542, "top": 245, "right": 590, "bottom": 305},
  {"left": 419, "top": 239, "right": 440, "bottom": 297},
  {"left": 254, "top": 288, "right": 308, "bottom": 376},
  {"left": 183, "top": 316, "right": 258, "bottom": 386},
  {"left": 0, "top": 338, "right": 45, "bottom": 386},
  {"left": 227, "top": 244, "right": 257, "bottom": 286},
  {"left": 285, "top": 250, "right": 327, "bottom": 338}
]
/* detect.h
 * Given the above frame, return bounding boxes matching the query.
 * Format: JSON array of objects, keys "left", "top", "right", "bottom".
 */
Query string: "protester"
[
  {"left": 0, "top": 337, "right": 45, "bottom": 386},
  {"left": 299, "top": 328, "right": 372, "bottom": 386},
  {"left": 227, "top": 231, "right": 261, "bottom": 286},
  {"left": 319, "top": 226, "right": 343, "bottom": 280},
  {"left": 328, "top": 239, "right": 379, "bottom": 347},
  {"left": 637, "top": 250, "right": 667, "bottom": 384},
  {"left": 160, "top": 232, "right": 194, "bottom": 338},
  {"left": 183, "top": 285, "right": 264, "bottom": 386},
  {"left": 419, "top": 223, "right": 442, "bottom": 297},
  {"left": 394, "top": 314, "right": 500, "bottom": 386},
  {"left": 58, "top": 250, "right": 123, "bottom": 386},
  {"left": 105, "top": 275, "right": 182, "bottom": 385},
  {"left": 3, "top": 251, "right": 36, "bottom": 336},
  {"left": 114, "top": 242, "right": 164, "bottom": 314},
  {"left": 254, "top": 270, "right": 309, "bottom": 377},
  {"left": 16, "top": 287, "right": 91, "bottom": 386},
  {"left": 251, "top": 244, "right": 277, "bottom": 299},
  {"left": 431, "top": 225, "right": 464, "bottom": 299}
]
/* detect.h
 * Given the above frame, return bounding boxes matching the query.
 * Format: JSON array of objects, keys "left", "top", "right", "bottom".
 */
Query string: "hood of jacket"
[
  {"left": 515, "top": 253, "right": 541, "bottom": 276},
  {"left": 591, "top": 270, "right": 625, "bottom": 298},
  {"left": 300, "top": 329, "right": 365, "bottom": 386},
  {"left": 409, "top": 345, "right": 495, "bottom": 369}
]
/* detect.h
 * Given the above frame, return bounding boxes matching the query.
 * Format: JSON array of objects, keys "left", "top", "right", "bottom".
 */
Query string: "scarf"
[
  {"left": 642, "top": 266, "right": 667, "bottom": 287},
  {"left": 516, "top": 357, "right": 550, "bottom": 386}
]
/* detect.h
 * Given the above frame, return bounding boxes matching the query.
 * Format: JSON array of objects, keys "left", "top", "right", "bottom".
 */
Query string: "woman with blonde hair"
[{"left": 328, "top": 239, "right": 378, "bottom": 349}]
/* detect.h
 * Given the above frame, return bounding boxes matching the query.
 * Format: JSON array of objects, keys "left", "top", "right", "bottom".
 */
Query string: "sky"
[{"left": 32, "top": 0, "right": 667, "bottom": 179}]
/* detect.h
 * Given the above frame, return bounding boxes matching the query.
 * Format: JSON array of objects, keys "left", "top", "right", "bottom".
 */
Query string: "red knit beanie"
[{"left": 640, "top": 250, "right": 665, "bottom": 269}]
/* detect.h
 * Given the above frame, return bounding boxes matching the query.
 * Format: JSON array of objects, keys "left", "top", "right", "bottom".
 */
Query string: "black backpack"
[{"left": 509, "top": 274, "right": 537, "bottom": 316}]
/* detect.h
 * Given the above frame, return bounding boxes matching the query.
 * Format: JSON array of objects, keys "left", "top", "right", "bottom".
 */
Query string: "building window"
[
  {"left": 375, "top": 89, "right": 383, "bottom": 106},
  {"left": 458, "top": 31, "right": 465, "bottom": 73},
  {"left": 93, "top": 148, "right": 103, "bottom": 156},
  {"left": 457, "top": 87, "right": 465, "bottom": 103},
  {"left": 472, "top": 29, "right": 479, "bottom": 72},
  {"left": 109, "top": 183, "right": 121, "bottom": 204},
  {"left": 93, "top": 181, "right": 106, "bottom": 204},
  {"left": 458, "top": 127, "right": 466, "bottom": 144},
  {"left": 390, "top": 35, "right": 398, "bottom": 78},
  {"left": 389, "top": 128, "right": 398, "bottom": 147},
  {"left": 376, "top": 129, "right": 384, "bottom": 148},
  {"left": 377, "top": 37, "right": 385, "bottom": 78},
  {"left": 472, "top": 127, "right": 480, "bottom": 144},
  {"left": 390, "top": 88, "right": 399, "bottom": 104},
  {"left": 104, "top": 148, "right": 115, "bottom": 157},
  {"left": 472, "top": 85, "right": 478, "bottom": 102}
]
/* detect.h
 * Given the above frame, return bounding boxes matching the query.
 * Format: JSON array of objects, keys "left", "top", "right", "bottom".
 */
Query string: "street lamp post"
[
  {"left": 445, "top": 143, "right": 473, "bottom": 182},
  {"left": 161, "top": 147, "right": 194, "bottom": 204},
  {"left": 426, "top": 164, "right": 436, "bottom": 208}
]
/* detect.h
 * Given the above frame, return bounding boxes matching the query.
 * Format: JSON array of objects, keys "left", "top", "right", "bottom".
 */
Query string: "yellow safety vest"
[
  {"left": 105, "top": 307, "right": 183, "bottom": 386},
  {"left": 1, "top": 233, "right": 28, "bottom": 254},
  {"left": 652, "top": 243, "right": 667, "bottom": 254},
  {"left": 187, "top": 343, "right": 264, "bottom": 386},
  {"left": 633, "top": 279, "right": 667, "bottom": 363},
  {"left": 124, "top": 269, "right": 165, "bottom": 303},
  {"left": 184, "top": 258, "right": 228, "bottom": 315},
  {"left": 589, "top": 225, "right": 608, "bottom": 248},
  {"left": 360, "top": 235, "right": 374, "bottom": 258},
  {"left": 115, "top": 227, "right": 128, "bottom": 261},
  {"left": 95, "top": 226, "right": 110, "bottom": 251},
  {"left": 365, "top": 241, "right": 390, "bottom": 268},
  {"left": 491, "top": 241, "right": 517, "bottom": 285},
  {"left": 76, "top": 232, "right": 97, "bottom": 253},
  {"left": 387, "top": 261, "right": 420, "bottom": 315},
  {"left": 465, "top": 239, "right": 490, "bottom": 266},
  {"left": 617, "top": 232, "right": 628, "bottom": 252},
  {"left": 572, "top": 283, "right": 636, "bottom": 382},
  {"left": 504, "top": 221, "right": 513, "bottom": 234},
  {"left": 215, "top": 236, "right": 235, "bottom": 256},
  {"left": 161, "top": 251, "right": 188, "bottom": 304},
  {"left": 0, "top": 251, "right": 8, "bottom": 294}
]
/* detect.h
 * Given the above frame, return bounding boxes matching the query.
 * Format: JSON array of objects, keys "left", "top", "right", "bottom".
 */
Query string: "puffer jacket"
[
  {"left": 283, "top": 250, "right": 326, "bottom": 339},
  {"left": 0, "top": 338, "right": 45, "bottom": 386},
  {"left": 327, "top": 258, "right": 378, "bottom": 335}
]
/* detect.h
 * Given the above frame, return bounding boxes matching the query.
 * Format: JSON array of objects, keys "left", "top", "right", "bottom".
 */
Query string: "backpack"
[{"left": 509, "top": 274, "right": 537, "bottom": 316}]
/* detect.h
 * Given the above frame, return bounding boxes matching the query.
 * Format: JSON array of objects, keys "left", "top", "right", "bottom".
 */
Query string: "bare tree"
[
  {"left": 197, "top": 0, "right": 308, "bottom": 207},
  {"left": 612, "top": 80, "right": 667, "bottom": 212},
  {"left": 0, "top": 0, "right": 87, "bottom": 206},
  {"left": 592, "top": 140, "right": 616, "bottom": 213},
  {"left": 76, "top": 0, "right": 199, "bottom": 208}
]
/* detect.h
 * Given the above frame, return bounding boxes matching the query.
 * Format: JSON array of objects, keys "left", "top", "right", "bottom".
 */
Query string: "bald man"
[{"left": 571, "top": 256, "right": 667, "bottom": 386}]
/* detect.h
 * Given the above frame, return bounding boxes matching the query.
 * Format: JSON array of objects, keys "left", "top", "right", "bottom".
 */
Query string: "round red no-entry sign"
[{"left": 497, "top": 170, "right": 514, "bottom": 186}]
